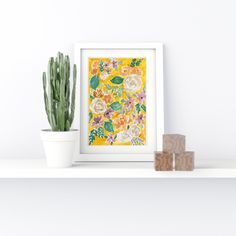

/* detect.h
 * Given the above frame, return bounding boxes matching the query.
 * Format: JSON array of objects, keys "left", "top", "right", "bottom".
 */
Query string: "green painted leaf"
[
  {"left": 89, "top": 134, "right": 95, "bottom": 145},
  {"left": 89, "top": 112, "right": 93, "bottom": 122},
  {"left": 130, "top": 58, "right": 136, "bottom": 67},
  {"left": 89, "top": 129, "right": 97, "bottom": 145},
  {"left": 110, "top": 102, "right": 122, "bottom": 111},
  {"left": 91, "top": 129, "right": 97, "bottom": 136},
  {"left": 141, "top": 104, "right": 146, "bottom": 112},
  {"left": 110, "top": 76, "right": 124, "bottom": 84},
  {"left": 135, "top": 103, "right": 141, "bottom": 113},
  {"left": 97, "top": 127, "right": 105, "bottom": 138},
  {"left": 99, "top": 60, "right": 104, "bottom": 72},
  {"left": 90, "top": 75, "right": 99, "bottom": 90},
  {"left": 104, "top": 121, "right": 114, "bottom": 132},
  {"left": 135, "top": 59, "right": 142, "bottom": 66}
]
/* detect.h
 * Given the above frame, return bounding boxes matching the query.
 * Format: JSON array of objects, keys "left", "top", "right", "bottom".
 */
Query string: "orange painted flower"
[
  {"left": 93, "top": 89, "right": 103, "bottom": 98},
  {"left": 120, "top": 66, "right": 130, "bottom": 76},
  {"left": 104, "top": 94, "right": 113, "bottom": 103},
  {"left": 91, "top": 68, "right": 98, "bottom": 74},
  {"left": 92, "top": 60, "right": 99, "bottom": 69},
  {"left": 113, "top": 115, "right": 131, "bottom": 129},
  {"left": 113, "top": 118, "right": 123, "bottom": 129},
  {"left": 129, "top": 67, "right": 142, "bottom": 75},
  {"left": 91, "top": 60, "right": 99, "bottom": 75}
]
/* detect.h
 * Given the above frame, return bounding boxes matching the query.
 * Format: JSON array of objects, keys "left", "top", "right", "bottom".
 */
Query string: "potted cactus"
[{"left": 41, "top": 52, "right": 77, "bottom": 167}]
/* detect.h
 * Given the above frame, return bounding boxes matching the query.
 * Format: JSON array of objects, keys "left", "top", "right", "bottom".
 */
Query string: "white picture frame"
[{"left": 74, "top": 43, "right": 164, "bottom": 162}]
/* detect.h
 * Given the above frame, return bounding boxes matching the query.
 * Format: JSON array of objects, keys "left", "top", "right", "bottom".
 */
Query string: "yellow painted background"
[{"left": 88, "top": 58, "right": 146, "bottom": 145}]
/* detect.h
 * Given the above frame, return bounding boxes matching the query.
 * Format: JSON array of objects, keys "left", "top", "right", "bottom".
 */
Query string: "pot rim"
[
  {"left": 40, "top": 129, "right": 78, "bottom": 141},
  {"left": 41, "top": 129, "right": 78, "bottom": 132}
]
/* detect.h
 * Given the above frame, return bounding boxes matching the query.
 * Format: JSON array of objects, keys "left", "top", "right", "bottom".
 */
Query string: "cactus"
[{"left": 42, "top": 52, "right": 77, "bottom": 131}]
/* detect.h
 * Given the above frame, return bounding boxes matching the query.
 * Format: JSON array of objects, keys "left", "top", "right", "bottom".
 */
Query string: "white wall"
[{"left": 1, "top": 0, "right": 236, "bottom": 236}]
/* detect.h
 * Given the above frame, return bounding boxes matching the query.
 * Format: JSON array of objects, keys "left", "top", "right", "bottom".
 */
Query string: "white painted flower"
[
  {"left": 124, "top": 74, "right": 142, "bottom": 92},
  {"left": 116, "top": 131, "right": 131, "bottom": 143},
  {"left": 100, "top": 71, "right": 109, "bottom": 80},
  {"left": 128, "top": 124, "right": 141, "bottom": 137},
  {"left": 90, "top": 98, "right": 106, "bottom": 114}
]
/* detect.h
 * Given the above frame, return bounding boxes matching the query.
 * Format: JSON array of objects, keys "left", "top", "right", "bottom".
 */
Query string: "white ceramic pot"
[{"left": 40, "top": 129, "right": 78, "bottom": 168}]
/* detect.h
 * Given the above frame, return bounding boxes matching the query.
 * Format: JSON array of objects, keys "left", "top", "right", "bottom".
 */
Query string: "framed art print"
[{"left": 74, "top": 43, "right": 164, "bottom": 161}]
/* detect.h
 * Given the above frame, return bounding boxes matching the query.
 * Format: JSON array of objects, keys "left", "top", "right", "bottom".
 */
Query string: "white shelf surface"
[{"left": 0, "top": 159, "right": 236, "bottom": 178}]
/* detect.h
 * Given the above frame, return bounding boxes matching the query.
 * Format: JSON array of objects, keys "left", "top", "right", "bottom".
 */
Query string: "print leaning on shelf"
[
  {"left": 88, "top": 58, "right": 147, "bottom": 146},
  {"left": 76, "top": 43, "right": 164, "bottom": 161}
]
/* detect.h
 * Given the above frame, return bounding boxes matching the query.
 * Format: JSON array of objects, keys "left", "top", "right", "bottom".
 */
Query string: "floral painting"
[{"left": 88, "top": 58, "right": 146, "bottom": 146}]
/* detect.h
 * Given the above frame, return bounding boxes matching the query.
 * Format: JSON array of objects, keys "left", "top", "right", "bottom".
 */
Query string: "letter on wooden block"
[
  {"left": 163, "top": 134, "right": 185, "bottom": 154},
  {"left": 175, "top": 152, "right": 194, "bottom": 171},
  {"left": 154, "top": 152, "right": 173, "bottom": 171}
]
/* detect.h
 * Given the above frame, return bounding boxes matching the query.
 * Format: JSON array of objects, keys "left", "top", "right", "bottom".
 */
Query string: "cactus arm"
[
  {"left": 58, "top": 57, "right": 65, "bottom": 131},
  {"left": 51, "top": 58, "right": 58, "bottom": 131},
  {"left": 42, "top": 72, "right": 50, "bottom": 124},
  {"left": 47, "top": 57, "right": 57, "bottom": 131},
  {"left": 51, "top": 59, "right": 59, "bottom": 130},
  {"left": 69, "top": 64, "right": 77, "bottom": 127},
  {"left": 65, "top": 119, "right": 70, "bottom": 131},
  {"left": 52, "top": 60, "right": 59, "bottom": 102},
  {"left": 65, "top": 57, "right": 70, "bottom": 131},
  {"left": 65, "top": 55, "right": 70, "bottom": 79}
]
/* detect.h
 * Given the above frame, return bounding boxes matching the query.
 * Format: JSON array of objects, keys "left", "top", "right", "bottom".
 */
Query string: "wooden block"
[
  {"left": 175, "top": 152, "right": 194, "bottom": 171},
  {"left": 163, "top": 134, "right": 185, "bottom": 154},
  {"left": 154, "top": 152, "right": 173, "bottom": 171}
]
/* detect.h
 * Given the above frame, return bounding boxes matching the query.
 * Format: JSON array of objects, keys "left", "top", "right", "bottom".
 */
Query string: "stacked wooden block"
[{"left": 154, "top": 134, "right": 194, "bottom": 171}]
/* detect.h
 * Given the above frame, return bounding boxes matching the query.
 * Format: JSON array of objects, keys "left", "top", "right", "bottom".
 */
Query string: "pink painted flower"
[
  {"left": 106, "top": 68, "right": 112, "bottom": 74},
  {"left": 110, "top": 58, "right": 118, "bottom": 70},
  {"left": 137, "top": 114, "right": 145, "bottom": 124},
  {"left": 103, "top": 62, "right": 112, "bottom": 74},
  {"left": 106, "top": 134, "right": 116, "bottom": 144},
  {"left": 104, "top": 108, "right": 114, "bottom": 119},
  {"left": 92, "top": 116, "right": 103, "bottom": 128},
  {"left": 137, "top": 91, "right": 146, "bottom": 104},
  {"left": 124, "top": 95, "right": 134, "bottom": 111},
  {"left": 103, "top": 62, "right": 110, "bottom": 69}
]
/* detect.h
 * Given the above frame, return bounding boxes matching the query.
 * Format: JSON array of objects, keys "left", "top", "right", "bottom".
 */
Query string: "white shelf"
[{"left": 0, "top": 159, "right": 236, "bottom": 178}]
